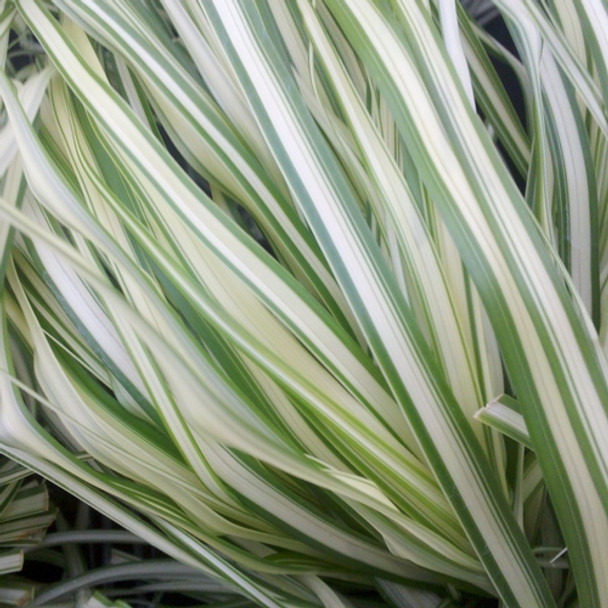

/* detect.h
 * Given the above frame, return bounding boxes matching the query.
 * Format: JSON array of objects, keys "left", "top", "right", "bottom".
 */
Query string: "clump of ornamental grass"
[{"left": 1, "top": 1, "right": 608, "bottom": 607}]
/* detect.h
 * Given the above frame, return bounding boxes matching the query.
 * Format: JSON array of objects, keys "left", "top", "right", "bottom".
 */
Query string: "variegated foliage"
[{"left": 1, "top": 1, "right": 607, "bottom": 607}]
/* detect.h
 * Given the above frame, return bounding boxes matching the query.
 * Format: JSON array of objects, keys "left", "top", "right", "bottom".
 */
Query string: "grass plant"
[{"left": 1, "top": 1, "right": 608, "bottom": 607}]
